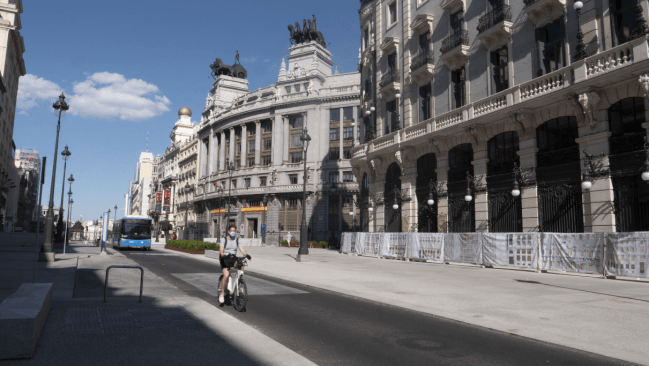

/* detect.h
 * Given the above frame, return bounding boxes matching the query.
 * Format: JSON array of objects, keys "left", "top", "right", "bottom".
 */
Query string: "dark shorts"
[{"left": 219, "top": 254, "right": 237, "bottom": 270}]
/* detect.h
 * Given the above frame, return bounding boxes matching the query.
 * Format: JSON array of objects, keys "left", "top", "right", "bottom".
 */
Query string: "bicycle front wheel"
[{"left": 233, "top": 278, "right": 247, "bottom": 312}]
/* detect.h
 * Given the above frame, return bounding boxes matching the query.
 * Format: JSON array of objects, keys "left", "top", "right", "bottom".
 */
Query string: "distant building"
[{"left": 129, "top": 152, "right": 154, "bottom": 216}]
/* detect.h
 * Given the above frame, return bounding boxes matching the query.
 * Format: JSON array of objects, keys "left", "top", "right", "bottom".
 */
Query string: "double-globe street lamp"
[
  {"left": 56, "top": 145, "right": 71, "bottom": 243},
  {"left": 63, "top": 174, "right": 74, "bottom": 254},
  {"left": 41, "top": 93, "right": 69, "bottom": 262},
  {"left": 184, "top": 182, "right": 194, "bottom": 240},
  {"left": 226, "top": 161, "right": 235, "bottom": 234},
  {"left": 297, "top": 127, "right": 311, "bottom": 262}
]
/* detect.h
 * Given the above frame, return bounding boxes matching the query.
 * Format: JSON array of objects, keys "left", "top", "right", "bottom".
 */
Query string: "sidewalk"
[
  {"left": 2, "top": 242, "right": 316, "bottom": 366},
  {"left": 174, "top": 246, "right": 649, "bottom": 365}
]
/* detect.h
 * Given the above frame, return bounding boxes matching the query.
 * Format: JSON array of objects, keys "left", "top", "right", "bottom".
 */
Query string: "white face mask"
[{"left": 229, "top": 232, "right": 236, "bottom": 237}]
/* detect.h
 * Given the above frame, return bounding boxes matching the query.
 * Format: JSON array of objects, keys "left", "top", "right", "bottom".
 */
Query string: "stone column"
[
  {"left": 472, "top": 152, "right": 489, "bottom": 233},
  {"left": 228, "top": 127, "right": 235, "bottom": 168},
  {"left": 255, "top": 120, "right": 261, "bottom": 166},
  {"left": 400, "top": 170, "right": 418, "bottom": 232},
  {"left": 436, "top": 155, "right": 449, "bottom": 233},
  {"left": 219, "top": 130, "right": 225, "bottom": 172},
  {"left": 208, "top": 130, "right": 216, "bottom": 176},
  {"left": 518, "top": 138, "right": 539, "bottom": 232},
  {"left": 273, "top": 115, "right": 283, "bottom": 165},
  {"left": 283, "top": 115, "right": 289, "bottom": 163},
  {"left": 370, "top": 181, "right": 384, "bottom": 232},
  {"left": 339, "top": 107, "right": 344, "bottom": 159},
  {"left": 240, "top": 124, "right": 247, "bottom": 168},
  {"left": 576, "top": 130, "right": 615, "bottom": 232},
  {"left": 266, "top": 195, "right": 280, "bottom": 245},
  {"left": 353, "top": 106, "right": 359, "bottom": 145}
]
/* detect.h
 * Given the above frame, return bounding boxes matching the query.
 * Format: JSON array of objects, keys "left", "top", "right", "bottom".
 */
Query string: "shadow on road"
[{"left": 514, "top": 279, "right": 649, "bottom": 303}]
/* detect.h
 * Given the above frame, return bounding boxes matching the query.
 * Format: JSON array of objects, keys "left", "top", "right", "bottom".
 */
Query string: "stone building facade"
[
  {"left": 195, "top": 41, "right": 360, "bottom": 245},
  {"left": 352, "top": 0, "right": 649, "bottom": 233}
]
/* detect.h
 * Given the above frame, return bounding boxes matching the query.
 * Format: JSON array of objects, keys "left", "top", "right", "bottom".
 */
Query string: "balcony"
[
  {"left": 476, "top": 5, "right": 513, "bottom": 51},
  {"left": 410, "top": 50, "right": 435, "bottom": 85},
  {"left": 440, "top": 31, "right": 469, "bottom": 71},
  {"left": 379, "top": 69, "right": 400, "bottom": 96},
  {"left": 523, "top": 0, "right": 566, "bottom": 28}
]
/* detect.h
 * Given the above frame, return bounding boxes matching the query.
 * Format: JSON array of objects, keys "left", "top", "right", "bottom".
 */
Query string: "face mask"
[{"left": 229, "top": 232, "right": 236, "bottom": 237}]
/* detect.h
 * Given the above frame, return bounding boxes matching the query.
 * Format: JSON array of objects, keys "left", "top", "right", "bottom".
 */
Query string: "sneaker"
[{"left": 219, "top": 295, "right": 224, "bottom": 304}]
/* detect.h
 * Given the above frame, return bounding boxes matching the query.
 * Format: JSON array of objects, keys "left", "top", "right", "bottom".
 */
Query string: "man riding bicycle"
[{"left": 219, "top": 225, "right": 251, "bottom": 304}]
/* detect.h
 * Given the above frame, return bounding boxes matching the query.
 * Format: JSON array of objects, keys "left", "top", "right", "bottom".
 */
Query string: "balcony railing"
[
  {"left": 410, "top": 50, "right": 435, "bottom": 71},
  {"left": 358, "top": 0, "right": 374, "bottom": 14},
  {"left": 441, "top": 31, "right": 469, "bottom": 54},
  {"left": 477, "top": 5, "right": 512, "bottom": 34},
  {"left": 379, "top": 69, "right": 399, "bottom": 88}
]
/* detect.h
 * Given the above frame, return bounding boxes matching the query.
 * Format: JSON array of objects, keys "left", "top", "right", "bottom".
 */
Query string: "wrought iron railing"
[
  {"left": 379, "top": 69, "right": 399, "bottom": 88},
  {"left": 441, "top": 31, "right": 469, "bottom": 54},
  {"left": 410, "top": 50, "right": 435, "bottom": 71},
  {"left": 477, "top": 5, "right": 512, "bottom": 34},
  {"left": 523, "top": 0, "right": 537, "bottom": 6}
]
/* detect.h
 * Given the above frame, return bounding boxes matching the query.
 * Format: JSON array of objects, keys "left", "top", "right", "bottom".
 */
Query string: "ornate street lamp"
[
  {"left": 227, "top": 161, "right": 235, "bottom": 230},
  {"left": 642, "top": 136, "right": 649, "bottom": 181},
  {"left": 573, "top": 1, "right": 589, "bottom": 62},
  {"left": 262, "top": 193, "right": 268, "bottom": 244},
  {"left": 298, "top": 126, "right": 311, "bottom": 262},
  {"left": 581, "top": 149, "right": 608, "bottom": 190},
  {"left": 42, "top": 93, "right": 69, "bottom": 261},
  {"left": 56, "top": 146, "right": 72, "bottom": 243},
  {"left": 63, "top": 186, "right": 72, "bottom": 254}
]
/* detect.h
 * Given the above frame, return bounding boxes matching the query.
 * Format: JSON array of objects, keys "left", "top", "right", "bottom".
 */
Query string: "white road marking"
[{"left": 172, "top": 273, "right": 308, "bottom": 296}]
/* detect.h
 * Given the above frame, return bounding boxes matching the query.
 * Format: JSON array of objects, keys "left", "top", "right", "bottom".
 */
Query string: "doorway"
[{"left": 248, "top": 218, "right": 258, "bottom": 238}]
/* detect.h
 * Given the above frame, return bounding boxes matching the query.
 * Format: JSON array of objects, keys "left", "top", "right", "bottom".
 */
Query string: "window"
[
  {"left": 613, "top": 0, "right": 637, "bottom": 45},
  {"left": 236, "top": 143, "right": 242, "bottom": 155},
  {"left": 262, "top": 121, "right": 272, "bottom": 133},
  {"left": 289, "top": 115, "right": 304, "bottom": 129},
  {"left": 452, "top": 67, "right": 466, "bottom": 109},
  {"left": 329, "top": 147, "right": 340, "bottom": 160},
  {"left": 248, "top": 157, "right": 255, "bottom": 167},
  {"left": 263, "top": 138, "right": 272, "bottom": 150},
  {"left": 262, "top": 156, "right": 271, "bottom": 166},
  {"left": 343, "top": 171, "right": 354, "bottom": 182},
  {"left": 364, "top": 79, "right": 372, "bottom": 97},
  {"left": 291, "top": 152, "right": 303, "bottom": 163},
  {"left": 489, "top": 46, "right": 509, "bottom": 94},
  {"left": 343, "top": 107, "right": 354, "bottom": 121},
  {"left": 231, "top": 179, "right": 237, "bottom": 189},
  {"left": 291, "top": 133, "right": 303, "bottom": 148},
  {"left": 343, "top": 147, "right": 352, "bottom": 159},
  {"left": 419, "top": 83, "right": 431, "bottom": 122},
  {"left": 244, "top": 178, "right": 251, "bottom": 188},
  {"left": 388, "top": 52, "right": 396, "bottom": 71},
  {"left": 330, "top": 128, "right": 339, "bottom": 142},
  {"left": 343, "top": 127, "right": 354, "bottom": 140},
  {"left": 248, "top": 127, "right": 255, "bottom": 137},
  {"left": 235, "top": 160, "right": 241, "bottom": 169},
  {"left": 364, "top": 27, "right": 369, "bottom": 49},
  {"left": 289, "top": 174, "right": 298, "bottom": 184},
  {"left": 451, "top": 10, "right": 464, "bottom": 35},
  {"left": 536, "top": 20, "right": 564, "bottom": 75},
  {"left": 295, "top": 84, "right": 301, "bottom": 93},
  {"left": 259, "top": 176, "right": 267, "bottom": 186},
  {"left": 330, "top": 108, "right": 340, "bottom": 122},
  {"left": 386, "top": 100, "right": 398, "bottom": 133},
  {"left": 287, "top": 199, "right": 299, "bottom": 210},
  {"left": 285, "top": 86, "right": 292, "bottom": 94},
  {"left": 388, "top": 1, "right": 397, "bottom": 24},
  {"left": 249, "top": 143, "right": 255, "bottom": 153},
  {"left": 329, "top": 171, "right": 340, "bottom": 183},
  {"left": 419, "top": 31, "right": 430, "bottom": 53}
]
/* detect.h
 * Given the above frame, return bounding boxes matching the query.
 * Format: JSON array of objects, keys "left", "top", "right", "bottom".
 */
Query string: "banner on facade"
[
  {"left": 482, "top": 233, "right": 539, "bottom": 269},
  {"left": 163, "top": 188, "right": 171, "bottom": 212},
  {"left": 444, "top": 233, "right": 482, "bottom": 265},
  {"left": 606, "top": 232, "right": 649, "bottom": 278},
  {"left": 241, "top": 206, "right": 267, "bottom": 213},
  {"left": 540, "top": 233, "right": 604, "bottom": 274}
]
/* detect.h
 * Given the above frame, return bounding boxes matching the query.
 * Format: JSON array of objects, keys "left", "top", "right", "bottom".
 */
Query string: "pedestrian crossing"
[{"left": 172, "top": 273, "right": 308, "bottom": 296}]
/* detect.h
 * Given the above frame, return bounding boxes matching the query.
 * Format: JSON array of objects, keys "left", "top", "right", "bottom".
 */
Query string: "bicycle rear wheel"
[{"left": 233, "top": 278, "right": 247, "bottom": 312}]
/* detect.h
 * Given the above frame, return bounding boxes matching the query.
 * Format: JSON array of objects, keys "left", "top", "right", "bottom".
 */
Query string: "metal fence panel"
[
  {"left": 540, "top": 233, "right": 604, "bottom": 274},
  {"left": 444, "top": 233, "right": 482, "bottom": 264},
  {"left": 409, "top": 233, "right": 444, "bottom": 261},
  {"left": 359, "top": 233, "right": 382, "bottom": 256},
  {"left": 382, "top": 233, "right": 408, "bottom": 258},
  {"left": 483, "top": 233, "right": 539, "bottom": 269},
  {"left": 340, "top": 232, "right": 352, "bottom": 253},
  {"left": 606, "top": 232, "right": 649, "bottom": 278}
]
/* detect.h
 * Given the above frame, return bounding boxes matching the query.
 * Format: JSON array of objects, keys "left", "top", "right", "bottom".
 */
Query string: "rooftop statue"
[
  {"left": 288, "top": 14, "right": 326, "bottom": 48},
  {"left": 210, "top": 51, "right": 248, "bottom": 79}
]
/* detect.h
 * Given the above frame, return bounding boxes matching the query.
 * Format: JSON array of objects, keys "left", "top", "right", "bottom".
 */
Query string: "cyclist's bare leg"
[{"left": 220, "top": 267, "right": 229, "bottom": 296}]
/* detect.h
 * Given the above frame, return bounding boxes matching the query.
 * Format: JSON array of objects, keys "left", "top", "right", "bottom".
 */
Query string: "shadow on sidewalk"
[{"left": 515, "top": 279, "right": 649, "bottom": 303}]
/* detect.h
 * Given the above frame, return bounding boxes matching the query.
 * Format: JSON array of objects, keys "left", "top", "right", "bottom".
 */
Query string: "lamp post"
[
  {"left": 262, "top": 193, "right": 268, "bottom": 245},
  {"left": 184, "top": 183, "right": 194, "bottom": 240},
  {"left": 56, "top": 145, "right": 72, "bottom": 243},
  {"left": 63, "top": 186, "right": 72, "bottom": 254},
  {"left": 573, "top": 1, "right": 589, "bottom": 62},
  {"left": 97, "top": 214, "right": 103, "bottom": 249},
  {"left": 227, "top": 161, "right": 235, "bottom": 231},
  {"left": 41, "top": 93, "right": 69, "bottom": 262},
  {"left": 298, "top": 127, "right": 311, "bottom": 262},
  {"left": 642, "top": 136, "right": 649, "bottom": 182},
  {"left": 393, "top": 92, "right": 401, "bottom": 132},
  {"left": 216, "top": 187, "right": 224, "bottom": 241}
]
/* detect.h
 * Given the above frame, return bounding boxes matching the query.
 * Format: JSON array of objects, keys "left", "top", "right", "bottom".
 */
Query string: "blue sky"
[{"left": 15, "top": 0, "right": 361, "bottom": 222}]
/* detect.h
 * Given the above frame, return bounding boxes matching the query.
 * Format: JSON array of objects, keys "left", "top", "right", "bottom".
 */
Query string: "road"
[{"left": 122, "top": 248, "right": 635, "bottom": 366}]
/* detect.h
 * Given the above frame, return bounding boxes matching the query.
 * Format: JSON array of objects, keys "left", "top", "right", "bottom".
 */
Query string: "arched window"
[
  {"left": 417, "top": 153, "right": 437, "bottom": 232},
  {"left": 609, "top": 97, "right": 646, "bottom": 155},
  {"left": 384, "top": 163, "right": 402, "bottom": 232},
  {"left": 487, "top": 132, "right": 522, "bottom": 232},
  {"left": 448, "top": 143, "right": 474, "bottom": 182},
  {"left": 487, "top": 131, "right": 519, "bottom": 176}
]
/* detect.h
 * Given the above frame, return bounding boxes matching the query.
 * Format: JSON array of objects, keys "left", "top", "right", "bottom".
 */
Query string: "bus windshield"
[{"left": 122, "top": 219, "right": 151, "bottom": 239}]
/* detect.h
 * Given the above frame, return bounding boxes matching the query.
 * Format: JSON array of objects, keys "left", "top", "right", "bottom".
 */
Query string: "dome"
[{"left": 178, "top": 107, "right": 192, "bottom": 117}]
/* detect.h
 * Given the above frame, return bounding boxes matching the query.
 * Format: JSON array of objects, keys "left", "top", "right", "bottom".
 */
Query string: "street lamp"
[
  {"left": 63, "top": 186, "right": 72, "bottom": 254},
  {"left": 42, "top": 93, "right": 69, "bottom": 262},
  {"left": 262, "top": 193, "right": 268, "bottom": 245},
  {"left": 56, "top": 146, "right": 72, "bottom": 243},
  {"left": 298, "top": 126, "right": 311, "bottom": 262},
  {"left": 573, "top": 1, "right": 589, "bottom": 62},
  {"left": 114, "top": 205, "right": 118, "bottom": 222},
  {"left": 642, "top": 136, "right": 649, "bottom": 181},
  {"left": 184, "top": 182, "right": 194, "bottom": 239},
  {"left": 227, "top": 161, "right": 235, "bottom": 231}
]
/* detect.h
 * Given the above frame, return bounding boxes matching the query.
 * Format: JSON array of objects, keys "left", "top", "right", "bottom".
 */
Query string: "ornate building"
[
  {"left": 195, "top": 30, "right": 360, "bottom": 245},
  {"left": 352, "top": 0, "right": 649, "bottom": 233}
]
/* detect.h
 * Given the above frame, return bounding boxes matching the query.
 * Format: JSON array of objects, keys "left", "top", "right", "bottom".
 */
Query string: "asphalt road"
[{"left": 122, "top": 248, "right": 634, "bottom": 366}]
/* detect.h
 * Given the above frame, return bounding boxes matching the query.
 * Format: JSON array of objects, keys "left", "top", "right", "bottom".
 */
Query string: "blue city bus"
[{"left": 111, "top": 215, "right": 152, "bottom": 250}]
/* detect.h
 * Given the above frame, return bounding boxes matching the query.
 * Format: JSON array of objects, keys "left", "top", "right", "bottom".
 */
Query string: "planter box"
[{"left": 165, "top": 246, "right": 205, "bottom": 255}]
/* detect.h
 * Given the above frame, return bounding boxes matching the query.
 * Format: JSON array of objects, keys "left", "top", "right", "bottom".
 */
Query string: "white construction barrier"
[
  {"left": 540, "top": 233, "right": 604, "bottom": 275},
  {"left": 606, "top": 232, "right": 649, "bottom": 278},
  {"left": 483, "top": 233, "right": 539, "bottom": 270},
  {"left": 408, "top": 233, "right": 445, "bottom": 261},
  {"left": 444, "top": 233, "right": 482, "bottom": 265}
]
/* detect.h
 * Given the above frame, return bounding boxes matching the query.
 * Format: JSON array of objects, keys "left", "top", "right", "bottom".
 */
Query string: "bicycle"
[{"left": 217, "top": 256, "right": 249, "bottom": 312}]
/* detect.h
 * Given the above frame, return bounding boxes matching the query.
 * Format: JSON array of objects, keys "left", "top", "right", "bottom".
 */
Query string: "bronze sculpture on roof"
[{"left": 288, "top": 14, "right": 326, "bottom": 48}]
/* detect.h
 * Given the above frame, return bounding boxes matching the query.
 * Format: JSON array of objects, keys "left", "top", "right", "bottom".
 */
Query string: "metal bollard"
[{"left": 104, "top": 265, "right": 144, "bottom": 303}]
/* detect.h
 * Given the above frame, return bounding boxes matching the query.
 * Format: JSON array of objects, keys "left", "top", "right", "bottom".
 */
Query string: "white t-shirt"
[{"left": 220, "top": 236, "right": 239, "bottom": 256}]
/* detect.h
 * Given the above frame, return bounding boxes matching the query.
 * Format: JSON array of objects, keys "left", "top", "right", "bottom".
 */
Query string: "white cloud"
[
  {"left": 242, "top": 57, "right": 256, "bottom": 64},
  {"left": 17, "top": 74, "right": 62, "bottom": 110},
  {"left": 17, "top": 72, "right": 171, "bottom": 122},
  {"left": 264, "top": 59, "right": 270, "bottom": 63},
  {"left": 70, "top": 72, "right": 171, "bottom": 121}
]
